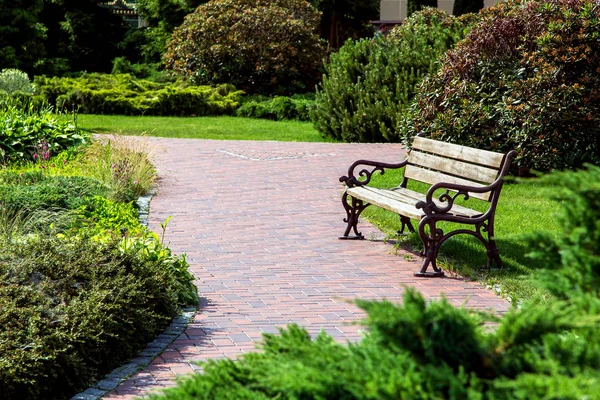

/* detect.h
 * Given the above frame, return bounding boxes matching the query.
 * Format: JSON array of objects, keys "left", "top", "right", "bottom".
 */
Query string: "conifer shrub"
[
  {"left": 163, "top": 0, "right": 326, "bottom": 95},
  {"left": 34, "top": 73, "right": 243, "bottom": 116},
  {"left": 400, "top": 0, "right": 600, "bottom": 172},
  {"left": 311, "top": 8, "right": 474, "bottom": 143},
  {"left": 0, "top": 234, "right": 184, "bottom": 400}
]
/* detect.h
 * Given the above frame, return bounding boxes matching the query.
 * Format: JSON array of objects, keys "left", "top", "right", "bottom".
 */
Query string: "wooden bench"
[{"left": 339, "top": 135, "right": 517, "bottom": 277}]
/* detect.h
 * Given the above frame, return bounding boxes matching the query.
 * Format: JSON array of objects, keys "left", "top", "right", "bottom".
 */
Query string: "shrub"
[
  {"left": 0, "top": 68, "right": 35, "bottom": 94},
  {"left": 164, "top": 0, "right": 326, "bottom": 95},
  {"left": 399, "top": 0, "right": 600, "bottom": 172},
  {"left": 311, "top": 8, "right": 474, "bottom": 143},
  {"left": 0, "top": 234, "right": 184, "bottom": 399},
  {"left": 236, "top": 94, "right": 315, "bottom": 121},
  {"left": 34, "top": 73, "right": 243, "bottom": 116},
  {"left": 0, "top": 172, "right": 109, "bottom": 217}
]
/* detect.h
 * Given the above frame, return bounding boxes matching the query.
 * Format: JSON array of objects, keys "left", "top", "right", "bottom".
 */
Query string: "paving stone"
[{"left": 99, "top": 138, "right": 511, "bottom": 398}]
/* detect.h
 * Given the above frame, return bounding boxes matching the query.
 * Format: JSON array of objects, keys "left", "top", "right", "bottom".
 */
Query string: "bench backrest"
[{"left": 405, "top": 137, "right": 508, "bottom": 201}]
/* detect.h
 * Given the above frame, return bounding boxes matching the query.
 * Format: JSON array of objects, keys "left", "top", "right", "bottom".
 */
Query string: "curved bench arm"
[
  {"left": 339, "top": 159, "right": 408, "bottom": 188},
  {"left": 416, "top": 150, "right": 518, "bottom": 216}
]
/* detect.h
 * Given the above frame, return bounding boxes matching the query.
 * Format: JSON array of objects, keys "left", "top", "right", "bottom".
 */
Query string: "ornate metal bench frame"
[{"left": 339, "top": 136, "right": 517, "bottom": 277}]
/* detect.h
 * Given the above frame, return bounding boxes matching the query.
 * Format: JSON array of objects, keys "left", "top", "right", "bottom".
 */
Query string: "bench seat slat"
[
  {"left": 413, "top": 137, "right": 505, "bottom": 169},
  {"left": 408, "top": 150, "right": 500, "bottom": 184},
  {"left": 346, "top": 186, "right": 484, "bottom": 220},
  {"left": 404, "top": 165, "right": 492, "bottom": 201}
]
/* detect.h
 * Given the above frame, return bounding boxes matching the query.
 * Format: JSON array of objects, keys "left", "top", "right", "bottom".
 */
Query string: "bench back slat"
[
  {"left": 404, "top": 165, "right": 491, "bottom": 200},
  {"left": 412, "top": 137, "right": 505, "bottom": 169},
  {"left": 408, "top": 151, "right": 500, "bottom": 184},
  {"left": 405, "top": 137, "right": 509, "bottom": 202}
]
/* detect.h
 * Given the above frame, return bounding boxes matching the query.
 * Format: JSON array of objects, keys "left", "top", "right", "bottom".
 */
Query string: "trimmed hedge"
[{"left": 34, "top": 73, "right": 243, "bottom": 116}]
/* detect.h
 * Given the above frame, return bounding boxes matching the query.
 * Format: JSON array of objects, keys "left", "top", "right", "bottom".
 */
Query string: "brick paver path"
[{"left": 104, "top": 138, "right": 510, "bottom": 399}]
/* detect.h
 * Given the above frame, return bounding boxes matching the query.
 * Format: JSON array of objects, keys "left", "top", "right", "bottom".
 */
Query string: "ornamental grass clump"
[
  {"left": 400, "top": 0, "right": 600, "bottom": 173},
  {"left": 80, "top": 134, "right": 157, "bottom": 202}
]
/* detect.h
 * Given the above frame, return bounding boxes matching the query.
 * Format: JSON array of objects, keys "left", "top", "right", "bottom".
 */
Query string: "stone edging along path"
[{"left": 94, "top": 138, "right": 510, "bottom": 399}]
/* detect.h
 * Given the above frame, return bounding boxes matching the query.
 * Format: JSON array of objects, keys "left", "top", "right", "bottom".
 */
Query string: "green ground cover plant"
[
  {"left": 71, "top": 114, "right": 333, "bottom": 142},
  {"left": 35, "top": 73, "right": 243, "bottom": 117},
  {"left": 148, "top": 165, "right": 600, "bottom": 400},
  {"left": 400, "top": 0, "right": 600, "bottom": 173}
]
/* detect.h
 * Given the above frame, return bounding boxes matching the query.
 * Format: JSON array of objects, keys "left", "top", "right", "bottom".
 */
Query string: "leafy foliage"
[
  {"left": 35, "top": 73, "right": 243, "bottom": 116},
  {"left": 312, "top": 8, "right": 474, "bottom": 142},
  {"left": 407, "top": 0, "right": 438, "bottom": 18},
  {"left": 164, "top": 0, "right": 326, "bottom": 95},
  {"left": 236, "top": 94, "right": 315, "bottom": 121},
  {"left": 525, "top": 164, "right": 600, "bottom": 299},
  {"left": 400, "top": 0, "right": 600, "bottom": 172},
  {"left": 0, "top": 103, "right": 88, "bottom": 164}
]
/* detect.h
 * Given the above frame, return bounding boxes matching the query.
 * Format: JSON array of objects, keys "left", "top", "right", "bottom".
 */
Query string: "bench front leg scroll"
[
  {"left": 339, "top": 159, "right": 407, "bottom": 240},
  {"left": 340, "top": 191, "right": 369, "bottom": 239}
]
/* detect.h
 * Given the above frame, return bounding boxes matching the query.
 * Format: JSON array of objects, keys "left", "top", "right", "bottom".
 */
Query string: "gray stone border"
[{"left": 70, "top": 188, "right": 198, "bottom": 400}]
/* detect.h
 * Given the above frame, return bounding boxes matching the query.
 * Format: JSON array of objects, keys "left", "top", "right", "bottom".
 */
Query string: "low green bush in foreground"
[{"left": 149, "top": 165, "right": 600, "bottom": 399}]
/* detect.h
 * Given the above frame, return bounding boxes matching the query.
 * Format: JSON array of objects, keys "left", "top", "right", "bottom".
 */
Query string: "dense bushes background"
[
  {"left": 35, "top": 74, "right": 243, "bottom": 116},
  {"left": 400, "top": 0, "right": 600, "bottom": 172},
  {"left": 164, "top": 0, "right": 326, "bottom": 95},
  {"left": 312, "top": 8, "right": 474, "bottom": 143}
]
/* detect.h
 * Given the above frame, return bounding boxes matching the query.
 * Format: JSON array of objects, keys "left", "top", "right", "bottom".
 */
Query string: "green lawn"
[
  {"left": 74, "top": 114, "right": 333, "bottom": 142},
  {"left": 360, "top": 169, "right": 562, "bottom": 304}
]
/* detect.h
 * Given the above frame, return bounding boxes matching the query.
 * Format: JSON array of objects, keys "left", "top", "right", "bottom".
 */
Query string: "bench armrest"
[{"left": 339, "top": 159, "right": 408, "bottom": 188}]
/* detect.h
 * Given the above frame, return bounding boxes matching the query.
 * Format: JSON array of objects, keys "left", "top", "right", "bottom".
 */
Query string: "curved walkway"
[{"left": 103, "top": 138, "right": 510, "bottom": 399}]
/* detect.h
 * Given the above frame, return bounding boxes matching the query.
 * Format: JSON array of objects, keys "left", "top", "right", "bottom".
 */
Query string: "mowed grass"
[
  {"left": 360, "top": 168, "right": 562, "bottom": 304},
  {"left": 74, "top": 114, "right": 334, "bottom": 142}
]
